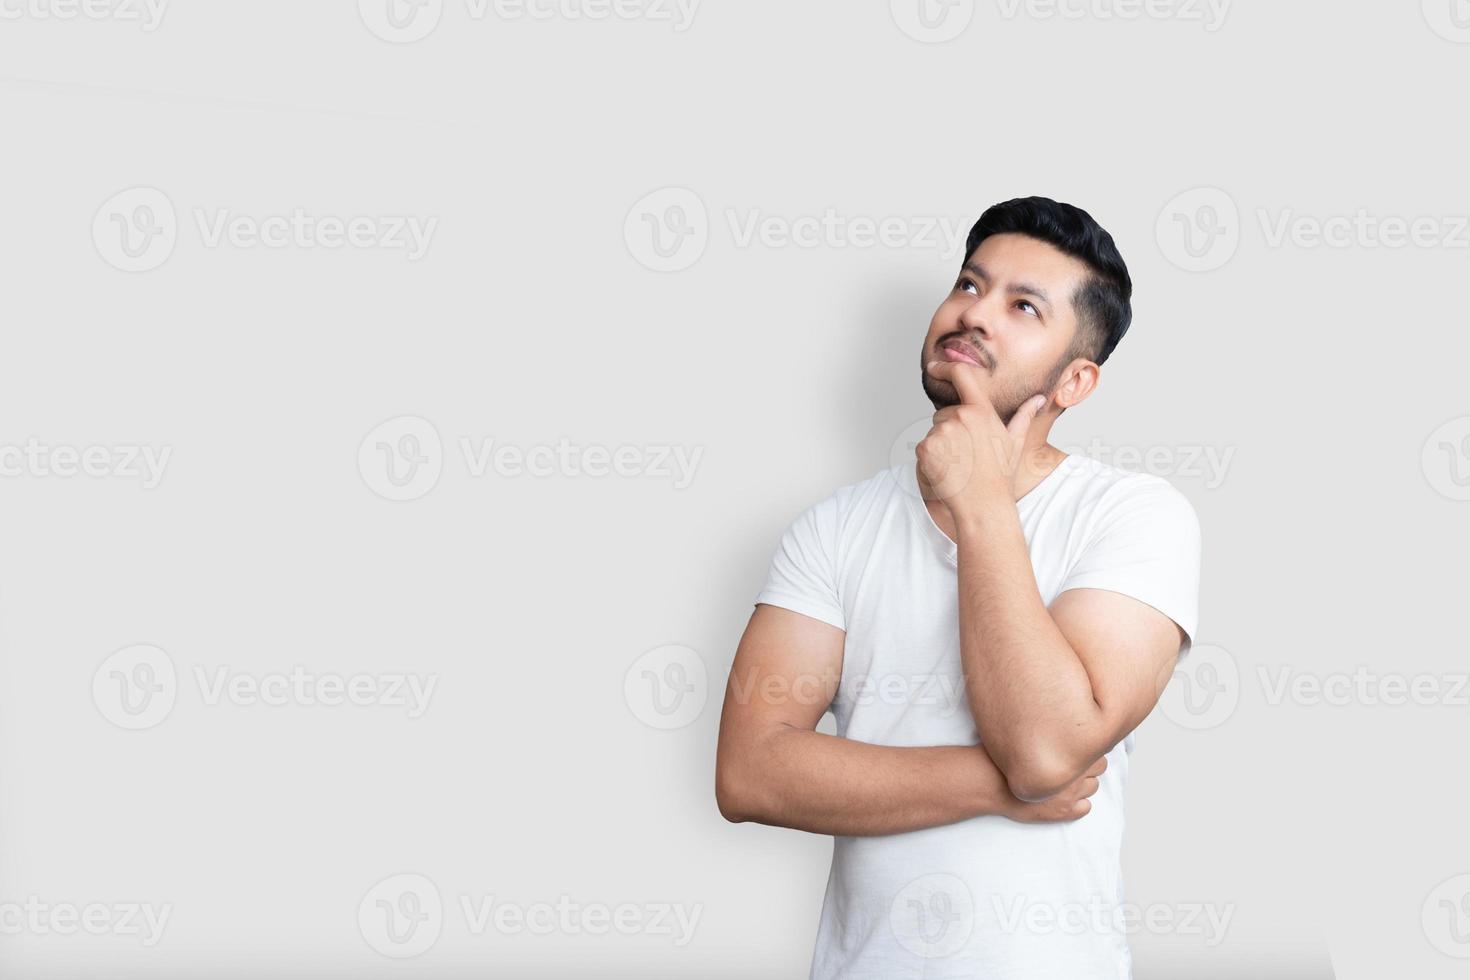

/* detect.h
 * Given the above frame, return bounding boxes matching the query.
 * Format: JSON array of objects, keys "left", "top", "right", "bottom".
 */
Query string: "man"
[{"left": 714, "top": 197, "right": 1201, "bottom": 978}]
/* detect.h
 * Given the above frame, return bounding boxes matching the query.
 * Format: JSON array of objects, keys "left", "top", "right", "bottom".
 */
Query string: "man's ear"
[{"left": 1052, "top": 359, "right": 1100, "bottom": 410}]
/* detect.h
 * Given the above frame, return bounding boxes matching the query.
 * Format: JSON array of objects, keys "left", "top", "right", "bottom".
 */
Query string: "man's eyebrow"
[{"left": 961, "top": 261, "right": 1053, "bottom": 309}]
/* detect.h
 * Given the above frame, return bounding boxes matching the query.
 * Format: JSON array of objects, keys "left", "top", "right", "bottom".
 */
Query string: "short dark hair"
[{"left": 962, "top": 196, "right": 1133, "bottom": 368}]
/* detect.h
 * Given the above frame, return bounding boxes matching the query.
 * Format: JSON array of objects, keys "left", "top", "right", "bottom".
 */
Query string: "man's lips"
[{"left": 939, "top": 340, "right": 986, "bottom": 368}]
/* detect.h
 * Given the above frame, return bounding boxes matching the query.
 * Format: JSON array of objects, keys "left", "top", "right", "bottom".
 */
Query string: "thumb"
[{"left": 1007, "top": 393, "right": 1049, "bottom": 442}]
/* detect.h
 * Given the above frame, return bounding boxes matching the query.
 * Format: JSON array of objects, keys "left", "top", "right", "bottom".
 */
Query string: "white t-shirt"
[{"left": 754, "top": 452, "right": 1201, "bottom": 980}]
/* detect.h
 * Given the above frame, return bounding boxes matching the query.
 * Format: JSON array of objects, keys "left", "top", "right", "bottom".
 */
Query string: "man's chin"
[
  {"left": 923, "top": 376, "right": 1024, "bottom": 423},
  {"left": 921, "top": 376, "right": 960, "bottom": 411},
  {"left": 923, "top": 375, "right": 995, "bottom": 412}
]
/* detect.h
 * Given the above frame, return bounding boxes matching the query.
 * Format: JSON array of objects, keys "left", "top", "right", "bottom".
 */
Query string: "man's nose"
[{"left": 958, "top": 295, "right": 997, "bottom": 337}]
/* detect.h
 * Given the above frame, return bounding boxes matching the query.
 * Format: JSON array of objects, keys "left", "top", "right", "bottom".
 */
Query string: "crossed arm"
[
  {"left": 714, "top": 602, "right": 1109, "bottom": 836},
  {"left": 714, "top": 541, "right": 1184, "bottom": 834},
  {"left": 950, "top": 500, "right": 1186, "bottom": 801}
]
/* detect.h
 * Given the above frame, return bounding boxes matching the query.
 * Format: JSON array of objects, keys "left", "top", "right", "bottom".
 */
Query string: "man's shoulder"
[
  {"left": 784, "top": 463, "right": 909, "bottom": 536},
  {"left": 814, "top": 462, "right": 910, "bottom": 515},
  {"left": 1063, "top": 453, "right": 1191, "bottom": 497},
  {"left": 1061, "top": 454, "right": 1200, "bottom": 531}
]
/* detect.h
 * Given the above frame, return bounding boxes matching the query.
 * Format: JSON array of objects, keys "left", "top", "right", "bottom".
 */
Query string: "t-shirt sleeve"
[
  {"left": 753, "top": 495, "right": 846, "bottom": 631},
  {"left": 1054, "top": 478, "right": 1201, "bottom": 655}
]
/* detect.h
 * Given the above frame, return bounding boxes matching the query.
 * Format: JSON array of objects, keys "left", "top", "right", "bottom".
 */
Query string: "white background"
[{"left": 2, "top": 1, "right": 1468, "bottom": 976}]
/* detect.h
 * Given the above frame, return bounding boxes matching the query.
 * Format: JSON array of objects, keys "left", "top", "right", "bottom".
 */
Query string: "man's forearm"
[
  {"left": 954, "top": 501, "right": 1105, "bottom": 797},
  {"left": 721, "top": 727, "right": 1017, "bottom": 837}
]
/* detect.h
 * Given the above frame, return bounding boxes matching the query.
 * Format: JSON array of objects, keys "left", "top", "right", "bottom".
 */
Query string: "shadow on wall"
[{"left": 834, "top": 275, "right": 940, "bottom": 476}]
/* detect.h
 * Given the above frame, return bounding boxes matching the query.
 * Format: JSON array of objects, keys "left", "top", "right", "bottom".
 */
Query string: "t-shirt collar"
[{"left": 899, "top": 454, "right": 1075, "bottom": 565}]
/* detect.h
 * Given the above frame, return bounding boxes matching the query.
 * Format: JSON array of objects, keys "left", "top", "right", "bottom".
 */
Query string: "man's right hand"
[{"left": 1002, "top": 755, "right": 1108, "bottom": 823}]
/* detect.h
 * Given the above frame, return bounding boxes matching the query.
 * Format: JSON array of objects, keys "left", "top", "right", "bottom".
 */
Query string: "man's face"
[{"left": 921, "top": 232, "right": 1091, "bottom": 422}]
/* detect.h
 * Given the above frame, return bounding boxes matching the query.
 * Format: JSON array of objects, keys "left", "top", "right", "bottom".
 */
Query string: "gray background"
[{"left": 2, "top": 1, "right": 1467, "bottom": 976}]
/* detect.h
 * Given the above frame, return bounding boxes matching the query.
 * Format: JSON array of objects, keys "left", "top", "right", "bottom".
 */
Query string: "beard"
[
  {"left": 920, "top": 350, "right": 1066, "bottom": 424},
  {"left": 923, "top": 373, "right": 1031, "bottom": 424}
]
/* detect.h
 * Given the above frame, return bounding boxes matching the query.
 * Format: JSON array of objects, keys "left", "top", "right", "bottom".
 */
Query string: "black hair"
[{"left": 962, "top": 196, "right": 1133, "bottom": 368}]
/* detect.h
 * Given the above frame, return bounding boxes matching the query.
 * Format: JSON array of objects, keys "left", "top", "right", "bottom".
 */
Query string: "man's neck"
[{"left": 918, "top": 440, "right": 1068, "bottom": 543}]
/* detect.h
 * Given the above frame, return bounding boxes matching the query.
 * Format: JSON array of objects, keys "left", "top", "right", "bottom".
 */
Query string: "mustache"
[{"left": 938, "top": 335, "right": 993, "bottom": 370}]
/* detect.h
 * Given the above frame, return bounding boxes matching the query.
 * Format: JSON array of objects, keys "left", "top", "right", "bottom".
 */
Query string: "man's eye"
[
  {"left": 1016, "top": 300, "right": 1039, "bottom": 317},
  {"left": 956, "top": 279, "right": 978, "bottom": 294}
]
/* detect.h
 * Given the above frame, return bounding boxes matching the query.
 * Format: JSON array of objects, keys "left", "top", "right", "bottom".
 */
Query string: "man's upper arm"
[
  {"left": 1049, "top": 588, "right": 1185, "bottom": 747},
  {"left": 714, "top": 604, "right": 845, "bottom": 820},
  {"left": 1047, "top": 479, "right": 1202, "bottom": 750},
  {"left": 720, "top": 603, "right": 845, "bottom": 739},
  {"left": 724, "top": 490, "right": 847, "bottom": 739},
  {"left": 717, "top": 494, "right": 847, "bottom": 814}
]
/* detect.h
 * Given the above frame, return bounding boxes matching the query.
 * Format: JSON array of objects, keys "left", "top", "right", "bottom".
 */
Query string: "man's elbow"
[
  {"left": 715, "top": 761, "right": 757, "bottom": 824},
  {"left": 995, "top": 748, "right": 1078, "bottom": 803}
]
